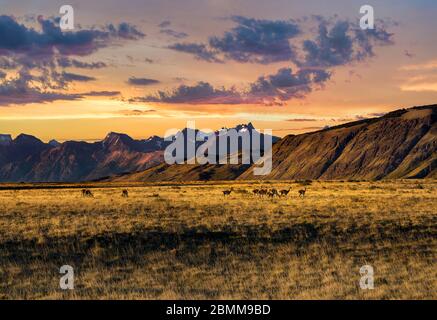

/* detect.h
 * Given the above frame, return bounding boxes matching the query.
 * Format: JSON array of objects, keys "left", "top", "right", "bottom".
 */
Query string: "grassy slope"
[{"left": 0, "top": 180, "right": 435, "bottom": 299}]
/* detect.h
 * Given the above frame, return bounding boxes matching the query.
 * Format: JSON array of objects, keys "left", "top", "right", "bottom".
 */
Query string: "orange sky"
[{"left": 0, "top": 0, "right": 436, "bottom": 141}]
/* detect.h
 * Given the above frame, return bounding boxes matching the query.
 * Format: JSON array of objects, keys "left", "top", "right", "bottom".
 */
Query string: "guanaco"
[
  {"left": 280, "top": 188, "right": 291, "bottom": 197},
  {"left": 223, "top": 188, "right": 233, "bottom": 197},
  {"left": 298, "top": 187, "right": 307, "bottom": 198}
]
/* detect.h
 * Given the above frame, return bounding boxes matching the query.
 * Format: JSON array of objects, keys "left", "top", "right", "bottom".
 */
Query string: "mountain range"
[
  {"left": 1, "top": 105, "right": 436, "bottom": 182},
  {"left": 110, "top": 104, "right": 436, "bottom": 182},
  {"left": 0, "top": 123, "right": 275, "bottom": 182}
]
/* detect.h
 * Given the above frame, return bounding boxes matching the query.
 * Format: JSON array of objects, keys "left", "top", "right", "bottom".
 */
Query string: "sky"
[{"left": 0, "top": 0, "right": 436, "bottom": 141}]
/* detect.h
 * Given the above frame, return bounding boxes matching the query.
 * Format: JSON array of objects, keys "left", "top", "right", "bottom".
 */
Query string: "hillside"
[{"left": 112, "top": 104, "right": 436, "bottom": 182}]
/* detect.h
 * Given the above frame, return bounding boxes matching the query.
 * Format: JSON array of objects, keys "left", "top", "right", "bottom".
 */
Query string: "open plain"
[{"left": 0, "top": 180, "right": 435, "bottom": 299}]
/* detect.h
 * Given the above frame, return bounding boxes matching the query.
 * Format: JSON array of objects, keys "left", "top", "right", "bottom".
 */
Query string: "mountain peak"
[
  {"left": 14, "top": 134, "right": 43, "bottom": 145},
  {"left": 103, "top": 132, "right": 134, "bottom": 144},
  {"left": 235, "top": 122, "right": 255, "bottom": 132},
  {"left": 0, "top": 134, "right": 12, "bottom": 145},
  {"left": 105, "top": 131, "right": 130, "bottom": 139},
  {"left": 48, "top": 139, "right": 61, "bottom": 147}
]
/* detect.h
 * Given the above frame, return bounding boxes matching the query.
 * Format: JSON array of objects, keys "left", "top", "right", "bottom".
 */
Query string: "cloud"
[
  {"left": 169, "top": 16, "right": 300, "bottom": 64},
  {"left": 57, "top": 57, "right": 107, "bottom": 69},
  {"left": 168, "top": 43, "right": 222, "bottom": 63},
  {"left": 0, "top": 74, "right": 82, "bottom": 106},
  {"left": 158, "top": 20, "right": 188, "bottom": 39},
  {"left": 118, "top": 109, "right": 157, "bottom": 116},
  {"left": 286, "top": 118, "right": 318, "bottom": 122},
  {"left": 246, "top": 67, "right": 330, "bottom": 105},
  {"left": 400, "top": 59, "right": 437, "bottom": 71},
  {"left": 127, "top": 77, "right": 160, "bottom": 86},
  {"left": 61, "top": 72, "right": 96, "bottom": 82},
  {"left": 160, "top": 29, "right": 188, "bottom": 39},
  {"left": 209, "top": 16, "right": 300, "bottom": 64},
  {"left": 132, "top": 67, "right": 330, "bottom": 105},
  {"left": 168, "top": 15, "right": 393, "bottom": 68},
  {"left": 0, "top": 57, "right": 17, "bottom": 69},
  {"left": 0, "top": 15, "right": 143, "bottom": 106},
  {"left": 336, "top": 112, "right": 386, "bottom": 122},
  {"left": 0, "top": 14, "right": 143, "bottom": 67},
  {"left": 158, "top": 21, "right": 171, "bottom": 28},
  {"left": 131, "top": 81, "right": 242, "bottom": 104},
  {"left": 301, "top": 18, "right": 394, "bottom": 67},
  {"left": 0, "top": 69, "right": 120, "bottom": 106},
  {"left": 106, "top": 22, "right": 145, "bottom": 40},
  {"left": 81, "top": 91, "right": 120, "bottom": 97},
  {"left": 0, "top": 16, "right": 142, "bottom": 58}
]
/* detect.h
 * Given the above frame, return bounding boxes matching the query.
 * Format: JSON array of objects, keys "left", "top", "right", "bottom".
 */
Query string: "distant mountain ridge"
[
  {"left": 0, "top": 123, "right": 274, "bottom": 182},
  {"left": 109, "top": 104, "right": 437, "bottom": 182},
  {"left": 0, "top": 132, "right": 165, "bottom": 182}
]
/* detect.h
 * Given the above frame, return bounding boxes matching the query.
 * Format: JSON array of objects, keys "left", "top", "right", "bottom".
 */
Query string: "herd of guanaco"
[
  {"left": 81, "top": 186, "right": 307, "bottom": 199},
  {"left": 223, "top": 186, "right": 307, "bottom": 198}
]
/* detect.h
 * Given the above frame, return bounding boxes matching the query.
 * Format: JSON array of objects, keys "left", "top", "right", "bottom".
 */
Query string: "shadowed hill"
[
  {"left": 240, "top": 105, "right": 436, "bottom": 180},
  {"left": 112, "top": 104, "right": 436, "bottom": 182}
]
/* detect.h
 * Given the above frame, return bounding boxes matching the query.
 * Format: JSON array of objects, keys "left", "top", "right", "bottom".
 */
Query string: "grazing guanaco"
[
  {"left": 223, "top": 188, "right": 233, "bottom": 197},
  {"left": 271, "top": 189, "right": 279, "bottom": 197},
  {"left": 122, "top": 189, "right": 129, "bottom": 198},
  {"left": 82, "top": 189, "right": 94, "bottom": 197},
  {"left": 267, "top": 189, "right": 279, "bottom": 198},
  {"left": 280, "top": 188, "right": 291, "bottom": 197},
  {"left": 258, "top": 189, "right": 268, "bottom": 197},
  {"left": 298, "top": 187, "right": 307, "bottom": 198}
]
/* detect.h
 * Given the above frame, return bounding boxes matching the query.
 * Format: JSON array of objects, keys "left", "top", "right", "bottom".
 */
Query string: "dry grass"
[{"left": 0, "top": 180, "right": 436, "bottom": 299}]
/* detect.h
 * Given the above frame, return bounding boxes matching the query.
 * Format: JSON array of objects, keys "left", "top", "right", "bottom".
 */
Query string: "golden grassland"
[{"left": 0, "top": 179, "right": 436, "bottom": 299}]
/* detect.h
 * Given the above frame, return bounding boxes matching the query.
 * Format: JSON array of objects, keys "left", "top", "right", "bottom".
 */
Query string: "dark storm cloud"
[
  {"left": 132, "top": 68, "right": 330, "bottom": 106},
  {"left": 127, "top": 77, "right": 160, "bottom": 86}
]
